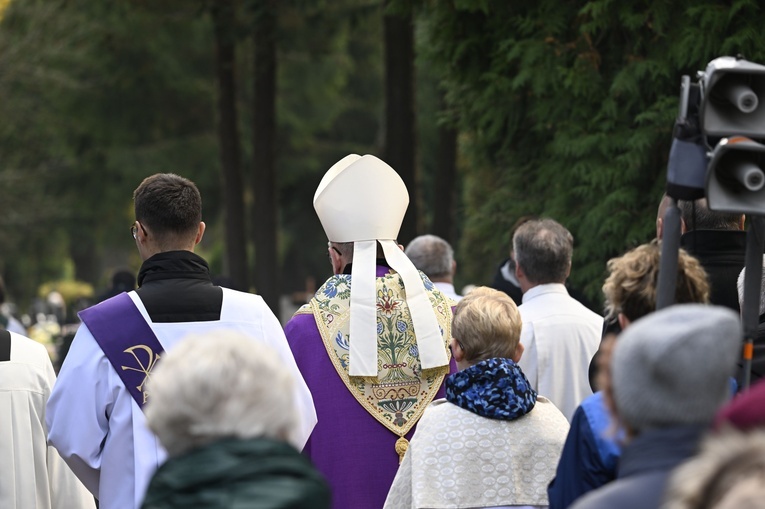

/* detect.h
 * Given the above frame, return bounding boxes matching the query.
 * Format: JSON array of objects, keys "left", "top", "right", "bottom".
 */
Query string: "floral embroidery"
[
  {"left": 310, "top": 269, "right": 452, "bottom": 437},
  {"left": 377, "top": 287, "right": 401, "bottom": 315},
  {"left": 323, "top": 280, "right": 339, "bottom": 298},
  {"left": 335, "top": 331, "right": 349, "bottom": 350}
]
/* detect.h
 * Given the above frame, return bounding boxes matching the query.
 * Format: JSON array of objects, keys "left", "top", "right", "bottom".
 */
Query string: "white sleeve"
[
  {"left": 43, "top": 359, "right": 96, "bottom": 509},
  {"left": 256, "top": 301, "right": 317, "bottom": 449},
  {"left": 518, "top": 321, "right": 539, "bottom": 391},
  {"left": 46, "top": 324, "right": 112, "bottom": 497}
]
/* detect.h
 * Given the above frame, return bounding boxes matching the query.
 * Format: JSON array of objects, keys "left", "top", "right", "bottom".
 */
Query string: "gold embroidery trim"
[{"left": 309, "top": 272, "right": 452, "bottom": 450}]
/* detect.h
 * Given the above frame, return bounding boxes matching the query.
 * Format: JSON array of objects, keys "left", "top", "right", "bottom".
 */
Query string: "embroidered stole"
[
  {"left": 300, "top": 270, "right": 452, "bottom": 461},
  {"left": 79, "top": 292, "right": 163, "bottom": 409}
]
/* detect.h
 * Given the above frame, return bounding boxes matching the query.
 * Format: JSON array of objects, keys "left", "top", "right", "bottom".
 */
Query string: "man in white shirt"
[
  {"left": 405, "top": 234, "right": 463, "bottom": 303},
  {"left": 513, "top": 218, "right": 603, "bottom": 421}
]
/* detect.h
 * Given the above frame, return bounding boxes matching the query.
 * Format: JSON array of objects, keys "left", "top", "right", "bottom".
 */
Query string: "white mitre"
[{"left": 314, "top": 154, "right": 449, "bottom": 377}]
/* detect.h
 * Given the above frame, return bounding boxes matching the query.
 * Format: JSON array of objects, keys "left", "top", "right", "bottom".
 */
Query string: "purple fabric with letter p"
[{"left": 79, "top": 292, "right": 163, "bottom": 409}]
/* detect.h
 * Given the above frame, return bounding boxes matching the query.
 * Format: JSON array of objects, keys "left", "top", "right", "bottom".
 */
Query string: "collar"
[
  {"left": 137, "top": 251, "right": 212, "bottom": 287},
  {"left": 618, "top": 424, "right": 706, "bottom": 478},
  {"left": 433, "top": 282, "right": 456, "bottom": 293},
  {"left": 342, "top": 259, "right": 391, "bottom": 276},
  {"left": 499, "top": 258, "right": 520, "bottom": 286},
  {"left": 521, "top": 282, "right": 568, "bottom": 304},
  {"left": 680, "top": 229, "right": 747, "bottom": 253},
  {"left": 445, "top": 358, "right": 537, "bottom": 420},
  {"left": 144, "top": 437, "right": 327, "bottom": 503}
]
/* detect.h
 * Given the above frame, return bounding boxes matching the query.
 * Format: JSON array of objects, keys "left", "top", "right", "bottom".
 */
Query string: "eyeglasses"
[
  {"left": 327, "top": 242, "right": 342, "bottom": 260},
  {"left": 130, "top": 222, "right": 147, "bottom": 240}
]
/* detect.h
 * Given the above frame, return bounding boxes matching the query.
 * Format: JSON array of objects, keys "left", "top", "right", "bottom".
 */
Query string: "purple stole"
[{"left": 79, "top": 292, "right": 163, "bottom": 409}]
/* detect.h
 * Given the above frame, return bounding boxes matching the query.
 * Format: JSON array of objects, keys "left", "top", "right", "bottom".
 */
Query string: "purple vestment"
[{"left": 284, "top": 267, "right": 457, "bottom": 509}]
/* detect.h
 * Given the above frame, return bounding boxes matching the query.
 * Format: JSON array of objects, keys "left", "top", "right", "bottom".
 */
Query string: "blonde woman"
[{"left": 384, "top": 287, "right": 570, "bottom": 509}]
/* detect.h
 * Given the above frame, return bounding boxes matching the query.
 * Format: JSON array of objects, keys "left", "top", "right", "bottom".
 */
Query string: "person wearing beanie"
[
  {"left": 283, "top": 155, "right": 456, "bottom": 509},
  {"left": 570, "top": 304, "right": 741, "bottom": 509}
]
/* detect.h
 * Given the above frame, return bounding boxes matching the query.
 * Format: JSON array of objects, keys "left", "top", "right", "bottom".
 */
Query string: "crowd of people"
[{"left": 1, "top": 153, "right": 764, "bottom": 509}]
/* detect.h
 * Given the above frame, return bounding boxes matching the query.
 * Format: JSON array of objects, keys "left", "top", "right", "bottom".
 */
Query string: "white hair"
[
  {"left": 737, "top": 255, "right": 765, "bottom": 316},
  {"left": 144, "top": 330, "right": 298, "bottom": 458},
  {"left": 405, "top": 234, "right": 454, "bottom": 279}
]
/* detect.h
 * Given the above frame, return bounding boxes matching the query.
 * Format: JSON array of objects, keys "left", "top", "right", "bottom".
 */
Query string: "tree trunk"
[
  {"left": 251, "top": 0, "right": 280, "bottom": 316},
  {"left": 432, "top": 94, "right": 458, "bottom": 244},
  {"left": 212, "top": 0, "right": 248, "bottom": 291},
  {"left": 383, "top": 2, "right": 419, "bottom": 244}
]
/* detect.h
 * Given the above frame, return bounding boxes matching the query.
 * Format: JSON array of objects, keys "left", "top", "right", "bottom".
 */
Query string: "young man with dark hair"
[{"left": 47, "top": 173, "right": 316, "bottom": 509}]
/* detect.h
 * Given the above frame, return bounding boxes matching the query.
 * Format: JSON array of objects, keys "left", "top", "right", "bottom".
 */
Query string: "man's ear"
[
  {"left": 514, "top": 261, "right": 524, "bottom": 281},
  {"left": 329, "top": 246, "right": 344, "bottom": 275},
  {"left": 656, "top": 217, "right": 664, "bottom": 240},
  {"left": 451, "top": 260, "right": 457, "bottom": 277},
  {"left": 195, "top": 222, "right": 206, "bottom": 245}
]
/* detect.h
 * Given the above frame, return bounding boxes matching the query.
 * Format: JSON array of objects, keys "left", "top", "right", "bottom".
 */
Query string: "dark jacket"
[
  {"left": 547, "top": 392, "right": 621, "bottom": 509},
  {"left": 569, "top": 425, "right": 706, "bottom": 509},
  {"left": 490, "top": 258, "right": 524, "bottom": 305},
  {"left": 680, "top": 229, "right": 746, "bottom": 313},
  {"left": 141, "top": 437, "right": 331, "bottom": 509}
]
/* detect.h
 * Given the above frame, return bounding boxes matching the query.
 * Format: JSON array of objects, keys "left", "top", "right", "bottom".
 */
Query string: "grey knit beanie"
[{"left": 611, "top": 304, "right": 741, "bottom": 432}]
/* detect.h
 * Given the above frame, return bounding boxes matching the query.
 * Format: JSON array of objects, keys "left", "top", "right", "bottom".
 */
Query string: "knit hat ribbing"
[{"left": 612, "top": 304, "right": 741, "bottom": 432}]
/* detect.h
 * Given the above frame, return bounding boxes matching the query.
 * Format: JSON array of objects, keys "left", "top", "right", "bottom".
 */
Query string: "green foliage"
[
  {"left": 0, "top": 0, "right": 217, "bottom": 305},
  {"left": 420, "top": 0, "right": 765, "bottom": 303},
  {"left": 274, "top": 0, "right": 385, "bottom": 291}
]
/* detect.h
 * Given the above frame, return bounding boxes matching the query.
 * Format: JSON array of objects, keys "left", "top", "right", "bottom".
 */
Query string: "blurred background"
[{"left": 1, "top": 0, "right": 764, "bottom": 335}]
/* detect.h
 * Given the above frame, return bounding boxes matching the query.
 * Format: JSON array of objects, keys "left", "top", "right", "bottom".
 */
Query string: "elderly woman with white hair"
[
  {"left": 384, "top": 287, "right": 570, "bottom": 509},
  {"left": 140, "top": 331, "right": 330, "bottom": 509}
]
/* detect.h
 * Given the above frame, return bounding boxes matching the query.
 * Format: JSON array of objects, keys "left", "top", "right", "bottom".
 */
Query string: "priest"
[{"left": 284, "top": 154, "right": 456, "bottom": 509}]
